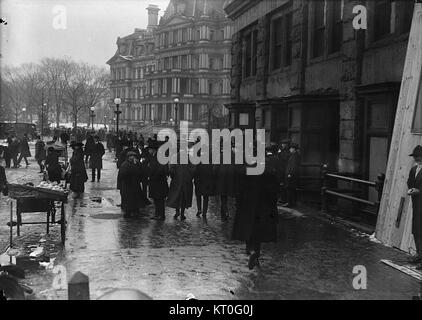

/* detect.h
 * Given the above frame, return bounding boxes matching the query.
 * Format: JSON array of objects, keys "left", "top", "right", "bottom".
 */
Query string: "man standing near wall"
[{"left": 407, "top": 145, "right": 422, "bottom": 270}]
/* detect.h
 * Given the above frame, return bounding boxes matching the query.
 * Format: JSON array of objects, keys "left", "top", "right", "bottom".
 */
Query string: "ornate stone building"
[
  {"left": 107, "top": 0, "right": 233, "bottom": 136},
  {"left": 107, "top": 5, "right": 158, "bottom": 133},
  {"left": 224, "top": 0, "right": 414, "bottom": 209}
]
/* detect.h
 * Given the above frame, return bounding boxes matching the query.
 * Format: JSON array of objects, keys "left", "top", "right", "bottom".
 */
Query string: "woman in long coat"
[
  {"left": 45, "top": 147, "right": 62, "bottom": 184},
  {"left": 69, "top": 142, "right": 88, "bottom": 197},
  {"left": 232, "top": 153, "right": 279, "bottom": 270},
  {"left": 117, "top": 151, "right": 149, "bottom": 217},
  {"left": 167, "top": 152, "right": 195, "bottom": 221}
]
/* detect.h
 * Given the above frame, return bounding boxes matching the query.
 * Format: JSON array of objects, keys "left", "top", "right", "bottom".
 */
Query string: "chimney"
[{"left": 146, "top": 4, "right": 160, "bottom": 30}]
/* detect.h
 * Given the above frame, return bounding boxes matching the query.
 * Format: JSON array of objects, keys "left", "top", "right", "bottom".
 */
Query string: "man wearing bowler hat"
[{"left": 407, "top": 145, "right": 422, "bottom": 270}]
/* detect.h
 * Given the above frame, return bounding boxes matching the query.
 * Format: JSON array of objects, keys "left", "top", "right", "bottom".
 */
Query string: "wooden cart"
[{"left": 7, "top": 183, "right": 69, "bottom": 246}]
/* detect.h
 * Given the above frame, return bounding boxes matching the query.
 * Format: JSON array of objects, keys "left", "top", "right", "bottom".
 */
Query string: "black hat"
[
  {"left": 266, "top": 145, "right": 279, "bottom": 155},
  {"left": 409, "top": 145, "right": 422, "bottom": 157}
]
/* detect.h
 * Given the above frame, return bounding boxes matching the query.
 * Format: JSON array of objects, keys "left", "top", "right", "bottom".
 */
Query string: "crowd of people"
[{"left": 0, "top": 126, "right": 302, "bottom": 270}]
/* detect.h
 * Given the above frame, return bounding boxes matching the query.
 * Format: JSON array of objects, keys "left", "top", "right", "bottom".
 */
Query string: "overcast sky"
[{"left": 0, "top": 0, "right": 169, "bottom": 69}]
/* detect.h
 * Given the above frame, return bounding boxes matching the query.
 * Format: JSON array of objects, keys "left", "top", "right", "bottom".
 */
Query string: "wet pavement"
[
  {"left": 50, "top": 150, "right": 422, "bottom": 300},
  {"left": 2, "top": 145, "right": 422, "bottom": 300}
]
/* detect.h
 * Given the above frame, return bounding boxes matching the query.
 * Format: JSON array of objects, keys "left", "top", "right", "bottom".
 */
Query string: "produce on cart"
[{"left": 6, "top": 182, "right": 69, "bottom": 246}]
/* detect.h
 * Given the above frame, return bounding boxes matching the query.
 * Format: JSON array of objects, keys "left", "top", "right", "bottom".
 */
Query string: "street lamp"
[
  {"left": 114, "top": 97, "right": 122, "bottom": 133},
  {"left": 173, "top": 97, "right": 179, "bottom": 129},
  {"left": 90, "top": 106, "right": 95, "bottom": 130},
  {"left": 41, "top": 102, "right": 47, "bottom": 137}
]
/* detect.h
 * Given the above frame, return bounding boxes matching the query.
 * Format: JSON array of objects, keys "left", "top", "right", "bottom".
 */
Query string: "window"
[
  {"left": 210, "top": 29, "right": 215, "bottom": 41},
  {"left": 173, "top": 30, "right": 178, "bottom": 44},
  {"left": 239, "top": 113, "right": 249, "bottom": 126},
  {"left": 195, "top": 28, "right": 200, "bottom": 41},
  {"left": 182, "top": 28, "right": 188, "bottom": 42},
  {"left": 164, "top": 32, "right": 169, "bottom": 47},
  {"left": 313, "top": 0, "right": 325, "bottom": 58},
  {"left": 330, "top": 0, "right": 342, "bottom": 53},
  {"left": 192, "top": 78, "right": 199, "bottom": 94},
  {"left": 164, "top": 57, "right": 170, "bottom": 70},
  {"left": 244, "top": 33, "right": 252, "bottom": 78},
  {"left": 220, "top": 29, "right": 225, "bottom": 40},
  {"left": 180, "top": 78, "right": 188, "bottom": 94},
  {"left": 172, "top": 56, "right": 178, "bottom": 69},
  {"left": 252, "top": 30, "right": 258, "bottom": 74},
  {"left": 167, "top": 78, "right": 173, "bottom": 94},
  {"left": 374, "top": 0, "right": 391, "bottom": 41},
  {"left": 412, "top": 81, "right": 422, "bottom": 133},
  {"left": 272, "top": 18, "right": 283, "bottom": 69},
  {"left": 181, "top": 55, "right": 188, "bottom": 69}
]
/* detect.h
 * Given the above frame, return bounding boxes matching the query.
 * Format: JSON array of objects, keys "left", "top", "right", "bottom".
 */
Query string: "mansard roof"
[{"left": 160, "top": 0, "right": 226, "bottom": 24}]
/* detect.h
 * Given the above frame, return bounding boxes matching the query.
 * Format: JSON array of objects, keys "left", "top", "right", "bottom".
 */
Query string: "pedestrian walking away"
[
  {"left": 117, "top": 151, "right": 149, "bottom": 217},
  {"left": 167, "top": 150, "right": 195, "bottom": 221},
  {"left": 17, "top": 133, "right": 31, "bottom": 168},
  {"left": 232, "top": 154, "right": 279, "bottom": 270},
  {"left": 34, "top": 135, "right": 46, "bottom": 173},
  {"left": 89, "top": 135, "right": 105, "bottom": 182},
  {"left": 147, "top": 141, "right": 169, "bottom": 221},
  {"left": 69, "top": 141, "right": 88, "bottom": 198}
]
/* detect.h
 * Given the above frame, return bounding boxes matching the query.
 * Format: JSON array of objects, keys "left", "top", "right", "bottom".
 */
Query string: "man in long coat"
[
  {"left": 215, "top": 147, "right": 236, "bottom": 221},
  {"left": 283, "top": 143, "right": 301, "bottom": 208},
  {"left": 232, "top": 152, "right": 279, "bottom": 270},
  {"left": 18, "top": 133, "right": 31, "bottom": 168},
  {"left": 89, "top": 135, "right": 105, "bottom": 182},
  {"left": 147, "top": 142, "right": 169, "bottom": 221},
  {"left": 34, "top": 135, "right": 46, "bottom": 173},
  {"left": 117, "top": 151, "right": 148, "bottom": 217},
  {"left": 407, "top": 145, "right": 422, "bottom": 270},
  {"left": 167, "top": 151, "right": 195, "bottom": 221},
  {"left": 194, "top": 147, "right": 215, "bottom": 220},
  {"left": 278, "top": 138, "right": 291, "bottom": 203}
]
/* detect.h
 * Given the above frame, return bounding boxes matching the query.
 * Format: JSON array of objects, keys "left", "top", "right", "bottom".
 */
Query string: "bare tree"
[{"left": 40, "top": 58, "right": 72, "bottom": 127}]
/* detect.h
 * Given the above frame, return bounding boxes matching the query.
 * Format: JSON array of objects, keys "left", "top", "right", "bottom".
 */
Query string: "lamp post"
[
  {"left": 173, "top": 97, "right": 179, "bottom": 130},
  {"left": 90, "top": 106, "right": 95, "bottom": 130},
  {"left": 114, "top": 97, "right": 122, "bottom": 133},
  {"left": 41, "top": 102, "right": 47, "bottom": 138}
]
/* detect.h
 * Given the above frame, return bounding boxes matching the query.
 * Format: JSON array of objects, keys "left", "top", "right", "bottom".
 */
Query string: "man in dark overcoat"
[
  {"left": 167, "top": 151, "right": 195, "bottom": 221},
  {"left": 193, "top": 142, "right": 215, "bottom": 220},
  {"left": 283, "top": 143, "right": 301, "bottom": 208},
  {"left": 232, "top": 152, "right": 278, "bottom": 270},
  {"left": 278, "top": 138, "right": 291, "bottom": 203},
  {"left": 34, "top": 135, "right": 46, "bottom": 173},
  {"left": 215, "top": 147, "right": 236, "bottom": 221},
  {"left": 117, "top": 151, "right": 148, "bottom": 217},
  {"left": 407, "top": 145, "right": 422, "bottom": 270},
  {"left": 147, "top": 142, "right": 169, "bottom": 221},
  {"left": 89, "top": 135, "right": 105, "bottom": 182},
  {"left": 18, "top": 133, "right": 32, "bottom": 167}
]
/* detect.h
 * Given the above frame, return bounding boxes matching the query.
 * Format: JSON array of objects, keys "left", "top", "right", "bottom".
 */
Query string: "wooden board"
[
  {"left": 381, "top": 259, "right": 422, "bottom": 281},
  {"left": 375, "top": 4, "right": 422, "bottom": 253}
]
